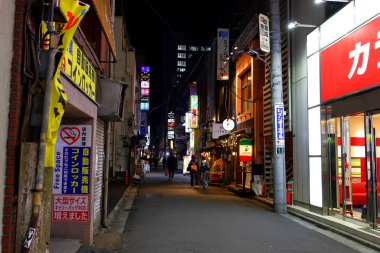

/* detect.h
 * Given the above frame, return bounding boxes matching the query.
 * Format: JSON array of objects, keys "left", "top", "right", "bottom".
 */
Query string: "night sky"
[{"left": 124, "top": 0, "right": 251, "bottom": 145}]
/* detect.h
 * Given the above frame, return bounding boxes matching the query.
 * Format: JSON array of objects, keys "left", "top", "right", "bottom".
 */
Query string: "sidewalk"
[
  {"left": 50, "top": 184, "right": 137, "bottom": 253},
  {"left": 228, "top": 182, "right": 380, "bottom": 251},
  {"left": 252, "top": 196, "right": 380, "bottom": 252}
]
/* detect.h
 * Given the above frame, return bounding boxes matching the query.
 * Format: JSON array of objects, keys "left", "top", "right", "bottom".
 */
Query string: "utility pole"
[
  {"left": 23, "top": 0, "right": 58, "bottom": 251},
  {"left": 270, "top": 0, "right": 287, "bottom": 214}
]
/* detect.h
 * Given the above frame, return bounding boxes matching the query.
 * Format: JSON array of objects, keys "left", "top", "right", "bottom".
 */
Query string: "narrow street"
[{"left": 119, "top": 172, "right": 375, "bottom": 253}]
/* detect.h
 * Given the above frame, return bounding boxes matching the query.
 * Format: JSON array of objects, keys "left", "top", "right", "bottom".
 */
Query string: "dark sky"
[
  {"left": 125, "top": 0, "right": 236, "bottom": 55},
  {"left": 124, "top": 0, "right": 252, "bottom": 146}
]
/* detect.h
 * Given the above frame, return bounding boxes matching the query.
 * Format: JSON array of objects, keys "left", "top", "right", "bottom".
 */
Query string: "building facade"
[{"left": 292, "top": 0, "right": 380, "bottom": 229}]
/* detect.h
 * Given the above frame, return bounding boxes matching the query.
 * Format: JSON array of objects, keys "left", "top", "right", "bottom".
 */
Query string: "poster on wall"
[{"left": 52, "top": 125, "right": 92, "bottom": 222}]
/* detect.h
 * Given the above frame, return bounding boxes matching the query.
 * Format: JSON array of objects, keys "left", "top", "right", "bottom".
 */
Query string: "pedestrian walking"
[
  {"left": 187, "top": 154, "right": 200, "bottom": 188},
  {"left": 200, "top": 155, "right": 210, "bottom": 190},
  {"left": 162, "top": 156, "right": 167, "bottom": 170},
  {"left": 166, "top": 152, "right": 177, "bottom": 181}
]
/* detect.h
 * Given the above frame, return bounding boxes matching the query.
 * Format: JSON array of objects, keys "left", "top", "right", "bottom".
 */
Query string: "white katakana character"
[
  {"left": 374, "top": 31, "right": 380, "bottom": 68},
  {"left": 348, "top": 42, "right": 370, "bottom": 79}
]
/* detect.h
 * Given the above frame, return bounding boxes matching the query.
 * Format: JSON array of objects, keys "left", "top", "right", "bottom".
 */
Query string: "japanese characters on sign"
[
  {"left": 259, "top": 14, "right": 270, "bottom": 53},
  {"left": 217, "top": 28, "right": 229, "bottom": 80},
  {"left": 321, "top": 15, "right": 380, "bottom": 103},
  {"left": 190, "top": 95, "right": 199, "bottom": 129},
  {"left": 44, "top": 0, "right": 89, "bottom": 168},
  {"left": 140, "top": 67, "right": 150, "bottom": 111},
  {"left": 274, "top": 103, "right": 285, "bottom": 154},
  {"left": 53, "top": 195, "right": 89, "bottom": 222},
  {"left": 168, "top": 111, "right": 175, "bottom": 139},
  {"left": 53, "top": 125, "right": 92, "bottom": 222},
  {"left": 212, "top": 123, "right": 230, "bottom": 139},
  {"left": 62, "top": 40, "right": 96, "bottom": 101}
]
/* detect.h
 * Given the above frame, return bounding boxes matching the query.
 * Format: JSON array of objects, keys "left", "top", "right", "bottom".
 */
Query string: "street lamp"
[
  {"left": 288, "top": 21, "right": 317, "bottom": 29},
  {"left": 315, "top": 0, "right": 349, "bottom": 3}
]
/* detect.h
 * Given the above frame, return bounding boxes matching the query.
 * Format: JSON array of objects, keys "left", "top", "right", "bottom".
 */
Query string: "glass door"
[{"left": 364, "top": 112, "right": 379, "bottom": 229}]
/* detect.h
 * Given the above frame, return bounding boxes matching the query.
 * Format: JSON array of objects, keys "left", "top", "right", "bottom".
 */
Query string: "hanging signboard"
[
  {"left": 239, "top": 139, "right": 252, "bottom": 163},
  {"left": 190, "top": 95, "right": 198, "bottom": 128},
  {"left": 216, "top": 28, "right": 229, "bottom": 80},
  {"left": 274, "top": 103, "right": 285, "bottom": 154},
  {"left": 259, "top": 14, "right": 270, "bottom": 53},
  {"left": 212, "top": 123, "right": 230, "bottom": 139},
  {"left": 53, "top": 125, "right": 92, "bottom": 222}
]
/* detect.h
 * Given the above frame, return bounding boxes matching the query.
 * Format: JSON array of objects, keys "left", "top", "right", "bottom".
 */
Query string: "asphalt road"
[{"left": 120, "top": 172, "right": 375, "bottom": 253}]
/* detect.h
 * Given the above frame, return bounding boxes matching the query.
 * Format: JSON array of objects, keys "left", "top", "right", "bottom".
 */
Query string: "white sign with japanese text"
[
  {"left": 53, "top": 125, "right": 92, "bottom": 222},
  {"left": 212, "top": 123, "right": 230, "bottom": 139},
  {"left": 259, "top": 14, "right": 270, "bottom": 53},
  {"left": 217, "top": 28, "right": 229, "bottom": 80}
]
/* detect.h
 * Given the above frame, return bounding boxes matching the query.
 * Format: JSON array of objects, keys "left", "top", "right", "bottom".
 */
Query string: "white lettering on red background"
[{"left": 321, "top": 15, "right": 380, "bottom": 103}]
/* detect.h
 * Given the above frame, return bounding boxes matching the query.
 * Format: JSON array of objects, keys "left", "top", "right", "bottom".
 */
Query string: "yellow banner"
[{"left": 45, "top": 0, "right": 89, "bottom": 167}]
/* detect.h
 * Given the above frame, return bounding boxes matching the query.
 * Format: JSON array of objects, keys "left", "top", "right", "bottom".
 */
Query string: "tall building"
[{"left": 160, "top": 32, "right": 211, "bottom": 158}]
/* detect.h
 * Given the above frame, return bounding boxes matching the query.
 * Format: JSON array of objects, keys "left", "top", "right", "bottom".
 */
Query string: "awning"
[{"left": 92, "top": 0, "right": 117, "bottom": 58}]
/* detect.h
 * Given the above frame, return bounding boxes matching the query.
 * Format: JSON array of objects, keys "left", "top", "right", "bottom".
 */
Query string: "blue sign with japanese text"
[
  {"left": 63, "top": 147, "right": 91, "bottom": 194},
  {"left": 275, "top": 103, "right": 285, "bottom": 146}
]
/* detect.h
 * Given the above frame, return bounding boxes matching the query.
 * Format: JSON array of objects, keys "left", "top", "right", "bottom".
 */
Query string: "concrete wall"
[
  {"left": 289, "top": 0, "right": 325, "bottom": 205},
  {"left": 0, "top": 0, "right": 15, "bottom": 250}
]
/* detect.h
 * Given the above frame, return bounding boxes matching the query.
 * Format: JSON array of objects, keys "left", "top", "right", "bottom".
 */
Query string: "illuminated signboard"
[
  {"left": 217, "top": 28, "right": 229, "bottom": 80},
  {"left": 168, "top": 111, "right": 175, "bottom": 139},
  {"left": 62, "top": 40, "right": 96, "bottom": 101},
  {"left": 141, "top": 97, "right": 149, "bottom": 103},
  {"left": 141, "top": 102, "right": 149, "bottom": 111},
  {"left": 321, "top": 15, "right": 380, "bottom": 103},
  {"left": 141, "top": 66, "right": 151, "bottom": 73},
  {"left": 141, "top": 88, "right": 149, "bottom": 96},
  {"left": 190, "top": 95, "right": 198, "bottom": 128},
  {"left": 239, "top": 139, "right": 253, "bottom": 163},
  {"left": 185, "top": 112, "right": 192, "bottom": 133},
  {"left": 141, "top": 80, "right": 150, "bottom": 88}
]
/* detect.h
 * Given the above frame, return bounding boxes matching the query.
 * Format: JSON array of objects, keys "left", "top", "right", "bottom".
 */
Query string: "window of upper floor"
[
  {"left": 177, "top": 61, "right": 186, "bottom": 67},
  {"left": 240, "top": 68, "right": 252, "bottom": 113},
  {"left": 177, "top": 52, "right": 186, "bottom": 59},
  {"left": 178, "top": 45, "right": 187, "bottom": 51},
  {"left": 188, "top": 45, "right": 199, "bottom": 51}
]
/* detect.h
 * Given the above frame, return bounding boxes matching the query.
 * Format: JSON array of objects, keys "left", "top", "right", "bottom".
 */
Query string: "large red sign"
[{"left": 321, "top": 15, "right": 380, "bottom": 103}]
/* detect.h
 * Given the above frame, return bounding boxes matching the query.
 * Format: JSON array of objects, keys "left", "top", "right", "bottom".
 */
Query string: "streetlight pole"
[{"left": 270, "top": 0, "right": 287, "bottom": 214}]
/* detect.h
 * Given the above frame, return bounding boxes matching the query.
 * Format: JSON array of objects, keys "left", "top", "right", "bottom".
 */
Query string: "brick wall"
[{"left": 2, "top": 1, "right": 25, "bottom": 252}]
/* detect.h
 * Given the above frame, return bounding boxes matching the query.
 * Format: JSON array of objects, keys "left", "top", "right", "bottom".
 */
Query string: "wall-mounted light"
[
  {"left": 232, "top": 151, "right": 236, "bottom": 156},
  {"left": 315, "top": 0, "right": 349, "bottom": 4},
  {"left": 288, "top": 21, "right": 317, "bottom": 29}
]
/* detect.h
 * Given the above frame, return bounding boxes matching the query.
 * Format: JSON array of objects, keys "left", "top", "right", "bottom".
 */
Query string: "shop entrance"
[{"left": 327, "top": 112, "right": 380, "bottom": 229}]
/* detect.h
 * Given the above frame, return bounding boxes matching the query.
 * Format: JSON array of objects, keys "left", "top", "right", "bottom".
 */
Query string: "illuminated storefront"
[{"left": 307, "top": 1, "right": 380, "bottom": 229}]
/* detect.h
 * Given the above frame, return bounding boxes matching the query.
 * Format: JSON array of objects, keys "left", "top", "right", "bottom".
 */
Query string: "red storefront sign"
[{"left": 321, "top": 15, "right": 380, "bottom": 103}]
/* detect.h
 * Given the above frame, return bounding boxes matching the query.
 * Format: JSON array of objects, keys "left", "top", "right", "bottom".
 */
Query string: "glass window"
[
  {"left": 177, "top": 52, "right": 186, "bottom": 58},
  {"left": 188, "top": 46, "right": 199, "bottom": 51},
  {"left": 240, "top": 69, "right": 252, "bottom": 113},
  {"left": 178, "top": 45, "right": 186, "bottom": 51},
  {"left": 177, "top": 61, "right": 186, "bottom": 67},
  {"left": 201, "top": 46, "right": 211, "bottom": 51}
]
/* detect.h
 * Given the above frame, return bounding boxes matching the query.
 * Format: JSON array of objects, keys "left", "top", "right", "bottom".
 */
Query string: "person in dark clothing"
[
  {"left": 200, "top": 155, "right": 210, "bottom": 190},
  {"left": 166, "top": 152, "right": 177, "bottom": 181},
  {"left": 187, "top": 154, "right": 200, "bottom": 188},
  {"left": 162, "top": 156, "right": 167, "bottom": 170}
]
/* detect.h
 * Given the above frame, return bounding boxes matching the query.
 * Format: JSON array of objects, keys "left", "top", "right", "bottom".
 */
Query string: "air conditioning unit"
[{"left": 98, "top": 79, "right": 127, "bottom": 122}]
